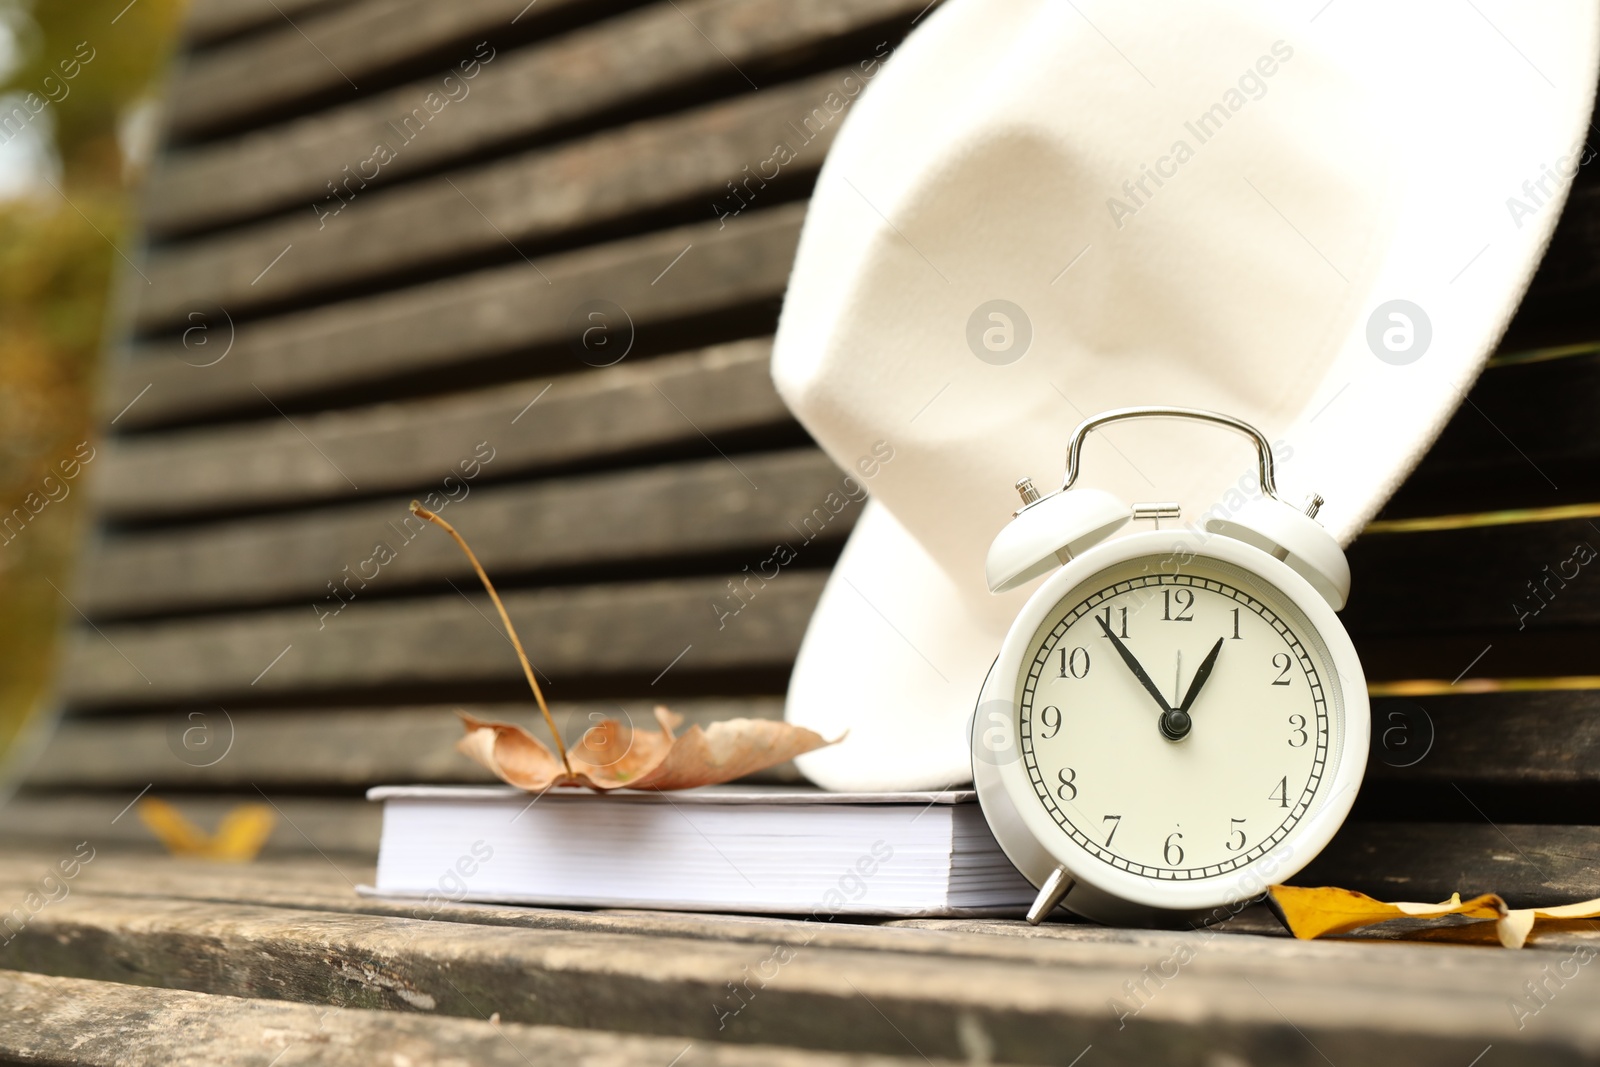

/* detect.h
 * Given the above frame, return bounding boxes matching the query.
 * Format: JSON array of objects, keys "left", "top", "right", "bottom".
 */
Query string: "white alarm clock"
[{"left": 971, "top": 407, "right": 1368, "bottom": 927}]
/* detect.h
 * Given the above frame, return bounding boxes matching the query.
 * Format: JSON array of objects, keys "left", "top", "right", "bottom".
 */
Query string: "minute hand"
[
  {"left": 1096, "top": 616, "right": 1172, "bottom": 713},
  {"left": 1177, "top": 637, "right": 1226, "bottom": 713}
]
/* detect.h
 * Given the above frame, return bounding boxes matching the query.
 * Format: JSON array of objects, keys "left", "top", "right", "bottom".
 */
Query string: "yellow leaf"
[
  {"left": 1268, "top": 885, "right": 1600, "bottom": 948},
  {"left": 1267, "top": 885, "right": 1506, "bottom": 940},
  {"left": 137, "top": 798, "right": 277, "bottom": 862},
  {"left": 136, "top": 797, "right": 210, "bottom": 854}
]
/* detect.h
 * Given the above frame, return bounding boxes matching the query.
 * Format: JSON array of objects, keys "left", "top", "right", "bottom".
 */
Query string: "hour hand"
[
  {"left": 1096, "top": 616, "right": 1172, "bottom": 713},
  {"left": 1178, "top": 637, "right": 1226, "bottom": 713}
]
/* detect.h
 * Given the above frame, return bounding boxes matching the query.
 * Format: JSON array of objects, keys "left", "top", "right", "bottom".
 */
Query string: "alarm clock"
[{"left": 971, "top": 406, "right": 1368, "bottom": 927}]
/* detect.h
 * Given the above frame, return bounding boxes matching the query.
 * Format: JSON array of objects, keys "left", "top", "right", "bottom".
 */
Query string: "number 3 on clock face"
[{"left": 1015, "top": 553, "right": 1344, "bottom": 884}]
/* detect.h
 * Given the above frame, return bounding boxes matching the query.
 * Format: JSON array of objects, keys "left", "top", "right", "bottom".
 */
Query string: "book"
[{"left": 362, "top": 784, "right": 1036, "bottom": 916}]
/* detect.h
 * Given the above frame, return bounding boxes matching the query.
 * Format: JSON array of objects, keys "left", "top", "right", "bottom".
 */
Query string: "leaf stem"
[{"left": 410, "top": 501, "right": 571, "bottom": 773}]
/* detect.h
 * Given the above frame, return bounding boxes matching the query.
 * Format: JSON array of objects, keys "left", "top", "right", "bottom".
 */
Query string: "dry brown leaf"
[
  {"left": 622, "top": 714, "right": 837, "bottom": 791},
  {"left": 410, "top": 502, "right": 838, "bottom": 794},
  {"left": 1269, "top": 885, "right": 1600, "bottom": 948},
  {"left": 457, "top": 706, "right": 835, "bottom": 793}
]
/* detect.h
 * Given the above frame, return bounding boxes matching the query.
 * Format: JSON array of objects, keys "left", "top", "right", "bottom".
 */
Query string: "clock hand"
[
  {"left": 1178, "top": 637, "right": 1226, "bottom": 713},
  {"left": 1173, "top": 650, "right": 1182, "bottom": 709},
  {"left": 1158, "top": 637, "right": 1223, "bottom": 741},
  {"left": 1095, "top": 616, "right": 1172, "bottom": 714}
]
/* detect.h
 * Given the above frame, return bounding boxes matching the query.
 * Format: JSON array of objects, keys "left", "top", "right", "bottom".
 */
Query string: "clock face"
[{"left": 1013, "top": 552, "right": 1346, "bottom": 882}]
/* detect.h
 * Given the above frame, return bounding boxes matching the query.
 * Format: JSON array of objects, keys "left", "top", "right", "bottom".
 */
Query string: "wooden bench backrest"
[{"left": 9, "top": 0, "right": 1600, "bottom": 905}]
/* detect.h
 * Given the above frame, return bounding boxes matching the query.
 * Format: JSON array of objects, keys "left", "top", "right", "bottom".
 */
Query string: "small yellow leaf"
[
  {"left": 1269, "top": 885, "right": 1600, "bottom": 948},
  {"left": 137, "top": 797, "right": 210, "bottom": 854},
  {"left": 137, "top": 798, "right": 277, "bottom": 862},
  {"left": 206, "top": 805, "right": 279, "bottom": 862},
  {"left": 1267, "top": 885, "right": 1506, "bottom": 940}
]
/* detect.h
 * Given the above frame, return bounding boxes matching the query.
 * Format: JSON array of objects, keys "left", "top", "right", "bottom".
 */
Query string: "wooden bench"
[{"left": 3, "top": 1, "right": 1600, "bottom": 1061}]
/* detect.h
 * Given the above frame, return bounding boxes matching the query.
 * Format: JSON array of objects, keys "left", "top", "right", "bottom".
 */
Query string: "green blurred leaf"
[{"left": 0, "top": 0, "right": 188, "bottom": 769}]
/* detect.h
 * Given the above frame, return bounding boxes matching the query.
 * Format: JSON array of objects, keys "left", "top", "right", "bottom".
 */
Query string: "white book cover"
[{"left": 362, "top": 785, "right": 1035, "bottom": 916}]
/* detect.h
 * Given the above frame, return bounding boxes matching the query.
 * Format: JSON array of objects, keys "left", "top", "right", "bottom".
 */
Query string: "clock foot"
[{"left": 1025, "top": 865, "right": 1076, "bottom": 925}]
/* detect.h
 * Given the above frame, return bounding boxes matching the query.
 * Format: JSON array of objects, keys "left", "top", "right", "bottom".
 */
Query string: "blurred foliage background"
[{"left": 0, "top": 0, "right": 187, "bottom": 772}]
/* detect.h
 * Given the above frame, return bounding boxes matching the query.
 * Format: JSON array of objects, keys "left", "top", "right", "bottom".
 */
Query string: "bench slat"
[
  {"left": 25, "top": 699, "right": 789, "bottom": 787},
  {"left": 152, "top": 0, "right": 919, "bottom": 235},
  {"left": 98, "top": 339, "right": 783, "bottom": 520},
  {"left": 1366, "top": 690, "right": 1600, "bottom": 786},
  {"left": 1, "top": 885, "right": 1593, "bottom": 1064},
  {"left": 0, "top": 849, "right": 1273, "bottom": 953},
  {"left": 1382, "top": 349, "right": 1600, "bottom": 515},
  {"left": 84, "top": 449, "right": 845, "bottom": 615},
  {"left": 0, "top": 970, "right": 951, "bottom": 1067},
  {"left": 1520, "top": 184, "right": 1600, "bottom": 310},
  {"left": 1299, "top": 820, "right": 1600, "bottom": 908},
  {"left": 60, "top": 572, "right": 824, "bottom": 707},
  {"left": 1355, "top": 628, "right": 1600, "bottom": 684},
  {"left": 182, "top": 0, "right": 349, "bottom": 48},
  {"left": 1408, "top": 351, "right": 1600, "bottom": 473},
  {"left": 138, "top": 70, "right": 847, "bottom": 330},
  {"left": 110, "top": 205, "right": 801, "bottom": 430},
  {"left": 0, "top": 846, "right": 1591, "bottom": 957},
  {"left": 78, "top": 489, "right": 1600, "bottom": 643},
  {"left": 1345, "top": 515, "right": 1600, "bottom": 634},
  {"left": 165, "top": 0, "right": 594, "bottom": 140}
]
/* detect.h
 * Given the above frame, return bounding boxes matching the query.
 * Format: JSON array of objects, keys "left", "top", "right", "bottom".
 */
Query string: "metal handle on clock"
[{"left": 1060, "top": 406, "right": 1281, "bottom": 502}]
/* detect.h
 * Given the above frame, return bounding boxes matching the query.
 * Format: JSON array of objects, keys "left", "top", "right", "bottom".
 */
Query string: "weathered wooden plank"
[
  {"left": 0, "top": 970, "right": 962, "bottom": 1067},
  {"left": 108, "top": 203, "right": 802, "bottom": 430},
  {"left": 24, "top": 699, "right": 791, "bottom": 787},
  {"left": 60, "top": 572, "right": 824, "bottom": 706},
  {"left": 0, "top": 845, "right": 1592, "bottom": 961},
  {"left": 138, "top": 70, "right": 843, "bottom": 331},
  {"left": 98, "top": 338, "right": 787, "bottom": 519},
  {"left": 1382, "top": 348, "right": 1600, "bottom": 515},
  {"left": 152, "top": 0, "right": 919, "bottom": 234},
  {"left": 0, "top": 849, "right": 1182, "bottom": 961},
  {"left": 83, "top": 448, "right": 848, "bottom": 614},
  {"left": 0, "top": 794, "right": 380, "bottom": 854},
  {"left": 0, "top": 849, "right": 1257, "bottom": 965},
  {"left": 1408, "top": 350, "right": 1600, "bottom": 476},
  {"left": 1301, "top": 821, "right": 1600, "bottom": 908},
  {"left": 1521, "top": 184, "right": 1600, "bottom": 308},
  {"left": 165, "top": 0, "right": 597, "bottom": 140},
  {"left": 1356, "top": 628, "right": 1600, "bottom": 685},
  {"left": 1344, "top": 515, "right": 1600, "bottom": 635},
  {"left": 1, "top": 889, "right": 1596, "bottom": 1064},
  {"left": 183, "top": 0, "right": 350, "bottom": 48},
  {"left": 1365, "top": 690, "right": 1600, "bottom": 786},
  {"left": 0, "top": 849, "right": 1201, "bottom": 959}
]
